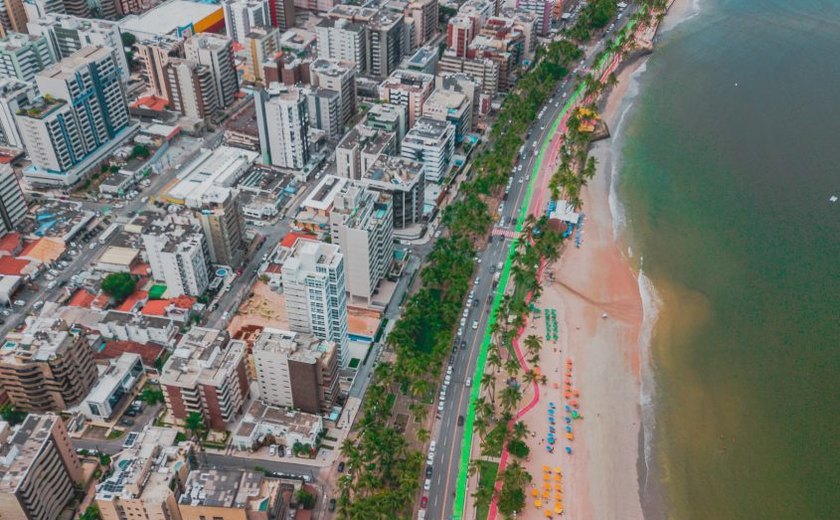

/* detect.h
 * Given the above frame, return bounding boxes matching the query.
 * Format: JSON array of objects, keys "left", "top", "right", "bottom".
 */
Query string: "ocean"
[{"left": 614, "top": 0, "right": 840, "bottom": 518}]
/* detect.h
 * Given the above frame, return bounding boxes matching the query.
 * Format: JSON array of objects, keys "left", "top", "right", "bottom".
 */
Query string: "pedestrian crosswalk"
[{"left": 491, "top": 227, "right": 520, "bottom": 239}]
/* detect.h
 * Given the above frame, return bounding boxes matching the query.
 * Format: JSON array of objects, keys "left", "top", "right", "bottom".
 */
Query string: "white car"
[
  {"left": 424, "top": 479, "right": 432, "bottom": 491},
  {"left": 472, "top": 321, "right": 479, "bottom": 330},
  {"left": 460, "top": 317, "right": 466, "bottom": 328},
  {"left": 437, "top": 402, "right": 444, "bottom": 412},
  {"left": 457, "top": 326, "right": 464, "bottom": 336},
  {"left": 47, "top": 281, "right": 57, "bottom": 289},
  {"left": 13, "top": 300, "right": 24, "bottom": 306},
  {"left": 45, "top": 273, "right": 55, "bottom": 281},
  {"left": 444, "top": 375, "right": 451, "bottom": 385},
  {"left": 430, "top": 441, "right": 436, "bottom": 452}
]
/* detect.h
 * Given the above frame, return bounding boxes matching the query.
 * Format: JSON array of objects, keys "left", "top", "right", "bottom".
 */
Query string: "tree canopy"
[{"left": 101, "top": 272, "right": 136, "bottom": 303}]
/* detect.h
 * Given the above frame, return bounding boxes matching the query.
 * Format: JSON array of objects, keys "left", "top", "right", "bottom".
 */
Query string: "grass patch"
[
  {"left": 348, "top": 358, "right": 360, "bottom": 369},
  {"left": 106, "top": 430, "right": 124, "bottom": 440},
  {"left": 476, "top": 460, "right": 499, "bottom": 520}
]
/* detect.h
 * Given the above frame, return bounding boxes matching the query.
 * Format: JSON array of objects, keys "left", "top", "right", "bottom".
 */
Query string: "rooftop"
[
  {"left": 0, "top": 317, "right": 77, "bottom": 366},
  {"left": 160, "top": 328, "right": 245, "bottom": 388},
  {"left": 167, "top": 146, "right": 259, "bottom": 204},
  {"left": 38, "top": 46, "right": 113, "bottom": 81},
  {"left": 119, "top": 0, "right": 223, "bottom": 38},
  {"left": 363, "top": 154, "right": 424, "bottom": 189},
  {"left": 403, "top": 117, "right": 455, "bottom": 142},
  {"left": 253, "top": 328, "right": 335, "bottom": 365},
  {"left": 0, "top": 414, "right": 62, "bottom": 493}
]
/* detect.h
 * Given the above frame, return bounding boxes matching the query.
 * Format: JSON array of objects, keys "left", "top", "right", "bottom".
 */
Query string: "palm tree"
[
  {"left": 524, "top": 335, "right": 542, "bottom": 358},
  {"left": 480, "top": 372, "right": 496, "bottom": 405},
  {"left": 417, "top": 429, "right": 430, "bottom": 443},
  {"left": 522, "top": 369, "right": 538, "bottom": 386},
  {"left": 468, "top": 458, "right": 483, "bottom": 478},
  {"left": 487, "top": 350, "right": 503, "bottom": 374},
  {"left": 504, "top": 358, "right": 521, "bottom": 378},
  {"left": 512, "top": 421, "right": 531, "bottom": 442},
  {"left": 500, "top": 386, "right": 522, "bottom": 413}
]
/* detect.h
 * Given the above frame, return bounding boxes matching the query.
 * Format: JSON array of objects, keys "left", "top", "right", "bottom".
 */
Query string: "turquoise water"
[{"left": 618, "top": 1, "right": 840, "bottom": 518}]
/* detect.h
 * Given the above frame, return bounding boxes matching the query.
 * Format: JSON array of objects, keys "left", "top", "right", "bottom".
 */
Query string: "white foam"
[{"left": 637, "top": 268, "right": 662, "bottom": 495}]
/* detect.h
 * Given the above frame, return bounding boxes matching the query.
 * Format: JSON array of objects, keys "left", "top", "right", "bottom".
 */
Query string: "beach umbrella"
[
  {"left": 567, "top": 433, "right": 574, "bottom": 441},
  {"left": 571, "top": 410, "right": 580, "bottom": 419},
  {"left": 554, "top": 504, "right": 563, "bottom": 514},
  {"left": 574, "top": 390, "right": 580, "bottom": 397},
  {"left": 545, "top": 510, "right": 553, "bottom": 517},
  {"left": 549, "top": 426, "right": 556, "bottom": 433},
  {"left": 553, "top": 383, "right": 560, "bottom": 389},
  {"left": 565, "top": 417, "right": 571, "bottom": 424},
  {"left": 543, "top": 465, "right": 550, "bottom": 472},
  {"left": 535, "top": 499, "right": 542, "bottom": 508},
  {"left": 565, "top": 426, "right": 572, "bottom": 433},
  {"left": 565, "top": 405, "right": 571, "bottom": 412},
  {"left": 554, "top": 466, "right": 561, "bottom": 474},
  {"left": 554, "top": 492, "right": 563, "bottom": 500},
  {"left": 565, "top": 446, "right": 572, "bottom": 454},
  {"left": 547, "top": 446, "right": 554, "bottom": 453},
  {"left": 554, "top": 483, "right": 563, "bottom": 491},
  {"left": 570, "top": 400, "right": 579, "bottom": 408},
  {"left": 548, "top": 408, "right": 555, "bottom": 415},
  {"left": 549, "top": 401, "right": 555, "bottom": 408},
  {"left": 554, "top": 474, "right": 561, "bottom": 482},
  {"left": 549, "top": 418, "right": 555, "bottom": 424},
  {"left": 544, "top": 483, "right": 551, "bottom": 491},
  {"left": 532, "top": 488, "right": 539, "bottom": 497}
]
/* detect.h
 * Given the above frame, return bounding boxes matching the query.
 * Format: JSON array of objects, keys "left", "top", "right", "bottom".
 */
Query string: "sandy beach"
[{"left": 514, "top": 0, "right": 700, "bottom": 513}]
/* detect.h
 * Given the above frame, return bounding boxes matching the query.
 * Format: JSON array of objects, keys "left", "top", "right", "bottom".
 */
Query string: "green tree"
[
  {"left": 79, "top": 505, "right": 102, "bottom": 520},
  {"left": 296, "top": 489, "right": 316, "bottom": 509},
  {"left": 101, "top": 272, "right": 136, "bottom": 303},
  {"left": 507, "top": 439, "right": 530, "bottom": 458},
  {"left": 0, "top": 404, "right": 26, "bottom": 425},
  {"left": 139, "top": 385, "right": 164, "bottom": 405},
  {"left": 185, "top": 412, "right": 205, "bottom": 438},
  {"left": 120, "top": 32, "right": 137, "bottom": 48}
]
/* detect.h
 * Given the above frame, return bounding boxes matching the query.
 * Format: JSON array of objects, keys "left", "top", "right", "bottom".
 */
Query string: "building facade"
[
  {"left": 255, "top": 84, "right": 310, "bottom": 170},
  {"left": 160, "top": 328, "right": 250, "bottom": 430},
  {"left": 184, "top": 33, "right": 239, "bottom": 111},
  {"left": 0, "top": 32, "right": 55, "bottom": 82},
  {"left": 400, "top": 117, "right": 455, "bottom": 183},
  {"left": 0, "top": 414, "right": 84, "bottom": 520},
  {"left": 142, "top": 224, "right": 211, "bottom": 297},
  {"left": 252, "top": 328, "right": 338, "bottom": 414},
  {"left": 0, "top": 164, "right": 26, "bottom": 236},
  {"left": 281, "top": 238, "right": 349, "bottom": 364},
  {"left": 222, "top": 0, "right": 271, "bottom": 43}
]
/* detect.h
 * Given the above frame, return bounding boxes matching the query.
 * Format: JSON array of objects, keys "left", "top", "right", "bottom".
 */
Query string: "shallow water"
[{"left": 617, "top": 0, "right": 840, "bottom": 518}]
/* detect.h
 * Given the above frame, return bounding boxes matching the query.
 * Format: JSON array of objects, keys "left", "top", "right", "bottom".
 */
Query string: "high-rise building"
[
  {"left": 17, "top": 46, "right": 131, "bottom": 187},
  {"left": 400, "top": 117, "right": 455, "bottom": 183},
  {"left": 222, "top": 0, "right": 271, "bottom": 43},
  {"left": 0, "top": 317, "right": 97, "bottom": 412},
  {"left": 314, "top": 17, "right": 366, "bottom": 75},
  {"left": 329, "top": 182, "right": 394, "bottom": 305},
  {"left": 281, "top": 238, "right": 348, "bottom": 363},
  {"left": 309, "top": 58, "right": 356, "bottom": 128},
  {"left": 387, "top": 0, "right": 437, "bottom": 47},
  {"left": 378, "top": 68, "right": 434, "bottom": 127},
  {"left": 142, "top": 221, "right": 210, "bottom": 297},
  {"left": 305, "top": 86, "right": 341, "bottom": 140},
  {"left": 269, "top": 0, "right": 295, "bottom": 31},
  {"left": 517, "top": 0, "right": 551, "bottom": 36},
  {"left": 160, "top": 328, "right": 250, "bottom": 430},
  {"left": 255, "top": 84, "right": 310, "bottom": 170},
  {"left": 184, "top": 33, "right": 239, "bottom": 111},
  {"left": 20, "top": 0, "right": 66, "bottom": 23},
  {"left": 423, "top": 88, "right": 473, "bottom": 143},
  {"left": 360, "top": 154, "right": 425, "bottom": 229},
  {"left": 335, "top": 125, "right": 395, "bottom": 180},
  {"left": 0, "top": 0, "right": 27, "bottom": 36},
  {"left": 252, "top": 328, "right": 338, "bottom": 414},
  {"left": 164, "top": 58, "right": 219, "bottom": 120},
  {"left": 365, "top": 102, "right": 407, "bottom": 144},
  {"left": 0, "top": 414, "right": 84, "bottom": 520},
  {"left": 95, "top": 427, "right": 193, "bottom": 520},
  {"left": 367, "top": 10, "right": 405, "bottom": 79},
  {"left": 26, "top": 13, "right": 130, "bottom": 82},
  {"left": 192, "top": 186, "right": 246, "bottom": 269},
  {"left": 0, "top": 77, "right": 35, "bottom": 148},
  {"left": 0, "top": 32, "right": 55, "bottom": 82},
  {"left": 136, "top": 36, "right": 183, "bottom": 99},
  {"left": 0, "top": 164, "right": 26, "bottom": 236},
  {"left": 242, "top": 25, "right": 279, "bottom": 84},
  {"left": 447, "top": 15, "right": 474, "bottom": 57}
]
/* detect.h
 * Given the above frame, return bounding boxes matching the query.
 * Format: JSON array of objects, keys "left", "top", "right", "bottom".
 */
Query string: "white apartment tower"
[
  {"left": 329, "top": 182, "right": 394, "bottom": 305},
  {"left": 281, "top": 238, "right": 349, "bottom": 364},
  {"left": 26, "top": 13, "right": 130, "bottom": 81},
  {"left": 223, "top": 0, "right": 271, "bottom": 43},
  {"left": 184, "top": 33, "right": 239, "bottom": 110},
  {"left": 142, "top": 226, "right": 210, "bottom": 297},
  {"left": 400, "top": 117, "right": 455, "bottom": 183},
  {"left": 0, "top": 164, "right": 25, "bottom": 236},
  {"left": 309, "top": 58, "right": 356, "bottom": 128},
  {"left": 255, "top": 84, "right": 310, "bottom": 170},
  {"left": 0, "top": 32, "right": 55, "bottom": 82},
  {"left": 0, "top": 77, "right": 36, "bottom": 148},
  {"left": 315, "top": 17, "right": 367, "bottom": 75}
]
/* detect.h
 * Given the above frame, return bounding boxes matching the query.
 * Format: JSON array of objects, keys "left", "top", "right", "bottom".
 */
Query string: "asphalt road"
[{"left": 424, "top": 10, "right": 640, "bottom": 518}]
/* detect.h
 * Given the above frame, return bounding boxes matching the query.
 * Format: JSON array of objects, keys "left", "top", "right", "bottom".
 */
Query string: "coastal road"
[
  {"left": 424, "top": 78, "right": 577, "bottom": 520},
  {"left": 426, "top": 7, "right": 642, "bottom": 519}
]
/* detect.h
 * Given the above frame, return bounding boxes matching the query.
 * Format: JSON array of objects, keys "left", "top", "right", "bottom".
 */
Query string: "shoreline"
[{"left": 513, "top": 0, "right": 699, "bottom": 518}]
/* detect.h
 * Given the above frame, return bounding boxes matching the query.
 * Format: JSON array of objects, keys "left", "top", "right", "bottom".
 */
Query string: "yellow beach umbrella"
[
  {"left": 542, "top": 490, "right": 550, "bottom": 498},
  {"left": 543, "top": 465, "right": 550, "bottom": 472},
  {"left": 543, "top": 472, "right": 551, "bottom": 481},
  {"left": 554, "top": 466, "right": 561, "bottom": 473},
  {"left": 554, "top": 504, "right": 563, "bottom": 514},
  {"left": 554, "top": 473, "right": 562, "bottom": 481},
  {"left": 535, "top": 499, "right": 542, "bottom": 509},
  {"left": 543, "top": 482, "right": 551, "bottom": 490},
  {"left": 545, "top": 510, "right": 553, "bottom": 517},
  {"left": 554, "top": 492, "right": 563, "bottom": 500},
  {"left": 532, "top": 488, "right": 539, "bottom": 497}
]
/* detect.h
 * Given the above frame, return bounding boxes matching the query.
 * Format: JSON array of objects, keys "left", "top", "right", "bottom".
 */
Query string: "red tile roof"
[
  {"left": 0, "top": 232, "right": 21, "bottom": 254},
  {"left": 116, "top": 290, "right": 148, "bottom": 312},
  {"left": 141, "top": 299, "right": 169, "bottom": 316},
  {"left": 0, "top": 257, "right": 29, "bottom": 276},
  {"left": 97, "top": 340, "right": 164, "bottom": 366},
  {"left": 68, "top": 289, "right": 96, "bottom": 308},
  {"left": 280, "top": 231, "right": 316, "bottom": 249}
]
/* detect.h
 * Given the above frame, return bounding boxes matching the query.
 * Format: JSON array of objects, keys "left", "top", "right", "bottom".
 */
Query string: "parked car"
[
  {"left": 269, "top": 444, "right": 277, "bottom": 456},
  {"left": 424, "top": 479, "right": 431, "bottom": 491},
  {"left": 458, "top": 415, "right": 465, "bottom": 427},
  {"left": 337, "top": 461, "right": 345, "bottom": 472},
  {"left": 328, "top": 498, "right": 336, "bottom": 512},
  {"left": 421, "top": 496, "right": 428, "bottom": 509},
  {"left": 425, "top": 466, "right": 433, "bottom": 478},
  {"left": 119, "top": 417, "right": 134, "bottom": 427}
]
